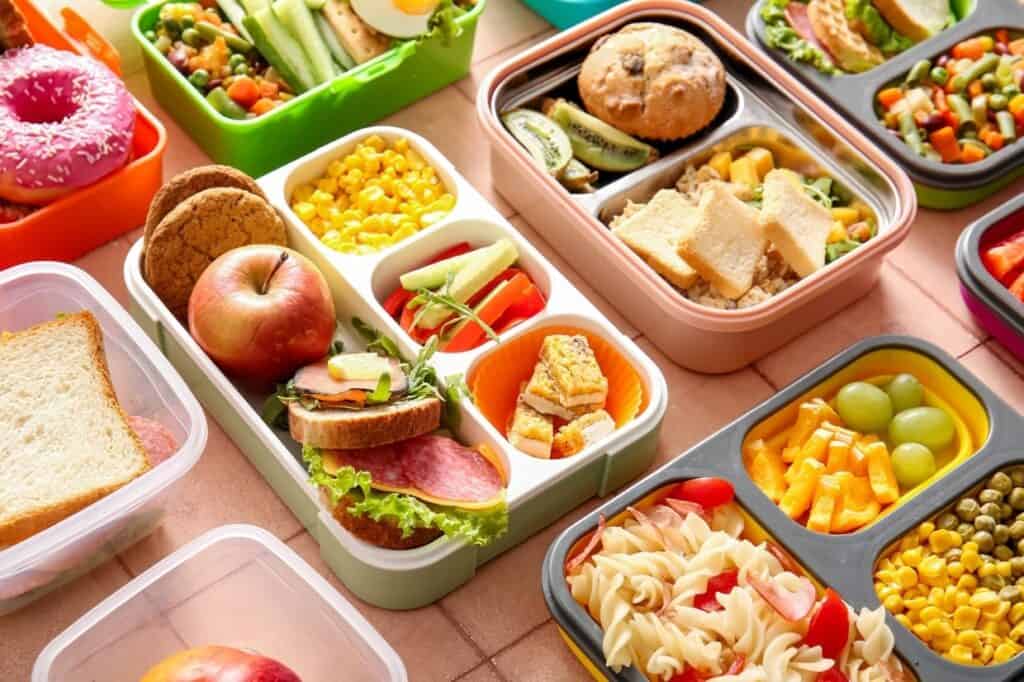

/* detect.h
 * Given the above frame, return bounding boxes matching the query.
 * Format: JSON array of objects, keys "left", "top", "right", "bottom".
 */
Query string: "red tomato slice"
[
  {"left": 804, "top": 589, "right": 850, "bottom": 661},
  {"left": 672, "top": 478, "right": 735, "bottom": 509},
  {"left": 817, "top": 668, "right": 849, "bottom": 682},
  {"left": 693, "top": 569, "right": 739, "bottom": 612},
  {"left": 669, "top": 667, "right": 706, "bottom": 682}
]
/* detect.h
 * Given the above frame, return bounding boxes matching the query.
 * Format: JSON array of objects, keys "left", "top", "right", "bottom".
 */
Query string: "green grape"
[
  {"left": 891, "top": 443, "right": 936, "bottom": 489},
  {"left": 890, "top": 406, "right": 955, "bottom": 451},
  {"left": 886, "top": 373, "right": 924, "bottom": 413},
  {"left": 836, "top": 381, "right": 893, "bottom": 433}
]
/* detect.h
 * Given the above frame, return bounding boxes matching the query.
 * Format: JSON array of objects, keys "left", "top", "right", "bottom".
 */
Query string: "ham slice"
[
  {"left": 748, "top": 573, "right": 817, "bottom": 622},
  {"left": 128, "top": 416, "right": 178, "bottom": 466},
  {"left": 785, "top": 1, "right": 834, "bottom": 61},
  {"left": 293, "top": 357, "right": 408, "bottom": 397},
  {"left": 322, "top": 435, "right": 504, "bottom": 506}
]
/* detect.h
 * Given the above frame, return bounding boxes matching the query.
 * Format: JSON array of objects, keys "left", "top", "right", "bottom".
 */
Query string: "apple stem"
[{"left": 261, "top": 251, "right": 289, "bottom": 295}]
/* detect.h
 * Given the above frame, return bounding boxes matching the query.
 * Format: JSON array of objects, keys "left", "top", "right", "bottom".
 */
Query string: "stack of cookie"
[{"left": 143, "top": 166, "right": 287, "bottom": 318}]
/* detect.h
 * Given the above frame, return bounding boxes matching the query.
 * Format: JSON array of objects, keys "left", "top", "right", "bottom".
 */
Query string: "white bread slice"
[
  {"left": 289, "top": 397, "right": 442, "bottom": 449},
  {"left": 611, "top": 189, "right": 701, "bottom": 290},
  {"left": 759, "top": 169, "right": 833, "bottom": 279},
  {"left": 321, "top": 0, "right": 391, "bottom": 64},
  {"left": 0, "top": 312, "right": 150, "bottom": 547},
  {"left": 678, "top": 183, "right": 766, "bottom": 300},
  {"left": 873, "top": 0, "right": 950, "bottom": 42}
]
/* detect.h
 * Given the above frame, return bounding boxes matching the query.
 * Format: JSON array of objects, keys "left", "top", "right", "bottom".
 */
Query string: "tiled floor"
[{"left": 3, "top": 1, "right": 1024, "bottom": 680}]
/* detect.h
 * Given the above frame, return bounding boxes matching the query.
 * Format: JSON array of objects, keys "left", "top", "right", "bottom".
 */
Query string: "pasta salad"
[{"left": 565, "top": 478, "right": 909, "bottom": 681}]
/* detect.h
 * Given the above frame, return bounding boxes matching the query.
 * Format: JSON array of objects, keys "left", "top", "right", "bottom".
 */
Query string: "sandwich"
[
  {"left": 265, "top": 319, "right": 508, "bottom": 549},
  {"left": 0, "top": 312, "right": 150, "bottom": 547}
]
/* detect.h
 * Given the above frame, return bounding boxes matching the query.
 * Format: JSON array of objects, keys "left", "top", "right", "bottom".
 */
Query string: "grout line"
[
  {"left": 283, "top": 526, "right": 306, "bottom": 543},
  {"left": 483, "top": 617, "right": 554, "bottom": 663},
  {"left": 435, "top": 600, "right": 494, "bottom": 675},
  {"left": 987, "top": 340, "right": 1024, "bottom": 382},
  {"left": 453, "top": 661, "right": 510, "bottom": 682},
  {"left": 750, "top": 363, "right": 779, "bottom": 391},
  {"left": 888, "top": 259, "right": 990, "bottom": 344},
  {"left": 955, "top": 340, "right": 984, "bottom": 360}
]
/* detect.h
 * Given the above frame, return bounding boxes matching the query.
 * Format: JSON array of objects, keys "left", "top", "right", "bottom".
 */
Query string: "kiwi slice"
[
  {"left": 501, "top": 109, "right": 573, "bottom": 176},
  {"left": 544, "top": 99, "right": 658, "bottom": 173},
  {"left": 558, "top": 158, "right": 598, "bottom": 193}
]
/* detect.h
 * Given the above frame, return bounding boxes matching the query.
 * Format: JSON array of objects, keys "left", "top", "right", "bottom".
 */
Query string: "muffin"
[{"left": 578, "top": 23, "right": 726, "bottom": 141}]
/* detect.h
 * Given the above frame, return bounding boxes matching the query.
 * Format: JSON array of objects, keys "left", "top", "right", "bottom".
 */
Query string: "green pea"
[
  {"left": 181, "top": 28, "right": 202, "bottom": 47},
  {"left": 981, "top": 502, "right": 1002, "bottom": 519},
  {"left": 1011, "top": 488, "right": 1024, "bottom": 511},
  {"left": 144, "top": 30, "right": 157, "bottom": 42},
  {"left": 957, "top": 498, "right": 981, "bottom": 522},
  {"left": 958, "top": 523, "right": 976, "bottom": 540},
  {"left": 233, "top": 63, "right": 249, "bottom": 76},
  {"left": 981, "top": 574, "right": 1005, "bottom": 590},
  {"left": 1002, "top": 503, "right": 1015, "bottom": 521},
  {"left": 1017, "top": 537, "right": 1024, "bottom": 554},
  {"left": 946, "top": 547, "right": 963, "bottom": 562},
  {"left": 1000, "top": 586, "right": 1022, "bottom": 603},
  {"left": 981, "top": 489, "right": 1003, "bottom": 505},
  {"left": 162, "top": 17, "right": 180, "bottom": 36},
  {"left": 1005, "top": 85, "right": 1022, "bottom": 99},
  {"left": 975, "top": 530, "right": 995, "bottom": 553},
  {"left": 990, "top": 93, "right": 1009, "bottom": 111},
  {"left": 930, "top": 66, "right": 949, "bottom": 86},
  {"left": 1013, "top": 469, "right": 1024, "bottom": 487},
  {"left": 976, "top": 515, "right": 997, "bottom": 533},
  {"left": 188, "top": 69, "right": 210, "bottom": 89},
  {"left": 181, "top": 15, "right": 195, "bottom": 29},
  {"left": 996, "top": 545, "right": 1015, "bottom": 561},
  {"left": 995, "top": 524, "right": 1011, "bottom": 545},
  {"left": 1011, "top": 520, "right": 1024, "bottom": 540},
  {"left": 937, "top": 513, "right": 959, "bottom": 530},
  {"left": 1012, "top": 557, "right": 1024, "bottom": 576},
  {"left": 991, "top": 473, "right": 1013, "bottom": 494},
  {"left": 229, "top": 53, "right": 246, "bottom": 68}
]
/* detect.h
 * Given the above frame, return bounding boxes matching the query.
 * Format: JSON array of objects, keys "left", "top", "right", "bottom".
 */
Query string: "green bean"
[
  {"left": 990, "top": 93, "right": 1009, "bottom": 111},
  {"left": 950, "top": 53, "right": 1000, "bottom": 92},
  {"left": 905, "top": 59, "right": 932, "bottom": 86},
  {"left": 899, "top": 111, "right": 925, "bottom": 156},
  {"left": 947, "top": 94, "right": 974, "bottom": 133},
  {"left": 997, "top": 110, "right": 1017, "bottom": 143},
  {"left": 972, "top": 94, "right": 989, "bottom": 128}
]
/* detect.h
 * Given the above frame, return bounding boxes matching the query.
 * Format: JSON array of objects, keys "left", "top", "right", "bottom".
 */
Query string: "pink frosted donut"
[{"left": 0, "top": 44, "right": 135, "bottom": 206}]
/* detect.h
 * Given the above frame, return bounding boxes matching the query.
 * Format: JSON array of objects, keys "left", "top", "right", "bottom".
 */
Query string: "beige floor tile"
[
  {"left": 960, "top": 343, "right": 1024, "bottom": 415},
  {"left": 471, "top": 0, "right": 552, "bottom": 63},
  {"left": 635, "top": 338, "right": 776, "bottom": 467},
  {"left": 0, "top": 559, "right": 132, "bottom": 679},
  {"left": 493, "top": 621, "right": 589, "bottom": 681},
  {"left": 118, "top": 415, "right": 303, "bottom": 576},
  {"left": 124, "top": 71, "right": 211, "bottom": 179},
  {"left": 286, "top": 533, "right": 483, "bottom": 682},
  {"left": 989, "top": 339, "right": 1024, "bottom": 381},
  {"left": 74, "top": 237, "right": 134, "bottom": 309},
  {"left": 511, "top": 216, "right": 639, "bottom": 338},
  {"left": 756, "top": 264, "right": 982, "bottom": 389},
  {"left": 458, "top": 662, "right": 505, "bottom": 682},
  {"left": 441, "top": 498, "right": 599, "bottom": 655},
  {"left": 383, "top": 88, "right": 515, "bottom": 218},
  {"left": 458, "top": 28, "right": 557, "bottom": 102}
]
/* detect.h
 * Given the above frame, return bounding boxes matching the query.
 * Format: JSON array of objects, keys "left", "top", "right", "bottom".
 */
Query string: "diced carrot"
[
  {"left": 961, "top": 144, "right": 987, "bottom": 164},
  {"left": 996, "top": 29, "right": 1010, "bottom": 45},
  {"left": 983, "top": 233, "right": 1024, "bottom": 280},
  {"left": 877, "top": 88, "right": 903, "bottom": 110},
  {"left": 968, "top": 80, "right": 985, "bottom": 99},
  {"left": 227, "top": 77, "right": 260, "bottom": 108},
  {"left": 1010, "top": 95, "right": 1024, "bottom": 118},
  {"left": 1011, "top": 271, "right": 1024, "bottom": 303},
  {"left": 249, "top": 98, "right": 276, "bottom": 116},
  {"left": 259, "top": 80, "right": 280, "bottom": 98},
  {"left": 952, "top": 37, "right": 989, "bottom": 61},
  {"left": 981, "top": 129, "right": 1005, "bottom": 151},
  {"left": 1010, "top": 38, "right": 1024, "bottom": 56},
  {"left": 929, "top": 127, "right": 961, "bottom": 163}
]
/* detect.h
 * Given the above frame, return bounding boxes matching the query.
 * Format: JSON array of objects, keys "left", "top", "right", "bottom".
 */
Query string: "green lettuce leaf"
[
  {"left": 845, "top": 0, "right": 914, "bottom": 55},
  {"left": 303, "top": 445, "right": 508, "bottom": 547},
  {"left": 425, "top": 0, "right": 466, "bottom": 47},
  {"left": 760, "top": 1, "right": 837, "bottom": 75}
]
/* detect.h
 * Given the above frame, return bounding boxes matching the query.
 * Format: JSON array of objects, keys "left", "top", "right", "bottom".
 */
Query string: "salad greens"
[{"left": 845, "top": 0, "right": 913, "bottom": 55}]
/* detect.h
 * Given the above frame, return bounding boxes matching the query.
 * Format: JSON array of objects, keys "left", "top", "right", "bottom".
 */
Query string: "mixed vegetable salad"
[
  {"left": 982, "top": 220, "right": 1024, "bottom": 304},
  {"left": 877, "top": 31, "right": 1024, "bottom": 164},
  {"left": 146, "top": 0, "right": 474, "bottom": 120}
]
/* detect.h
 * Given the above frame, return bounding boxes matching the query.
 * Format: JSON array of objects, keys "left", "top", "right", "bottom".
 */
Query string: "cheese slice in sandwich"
[
  {"left": 508, "top": 397, "right": 554, "bottom": 459},
  {"left": 553, "top": 410, "right": 616, "bottom": 458},
  {"left": 678, "top": 182, "right": 766, "bottom": 300},
  {"left": 611, "top": 189, "right": 701, "bottom": 290},
  {"left": 0, "top": 312, "right": 149, "bottom": 547},
  {"left": 760, "top": 169, "right": 833, "bottom": 279}
]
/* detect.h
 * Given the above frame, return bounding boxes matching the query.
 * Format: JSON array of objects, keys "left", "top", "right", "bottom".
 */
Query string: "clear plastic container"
[
  {"left": 32, "top": 525, "right": 407, "bottom": 682},
  {"left": 0, "top": 262, "right": 206, "bottom": 614}
]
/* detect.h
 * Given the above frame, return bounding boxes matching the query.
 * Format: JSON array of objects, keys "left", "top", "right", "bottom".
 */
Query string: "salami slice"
[
  {"left": 128, "top": 416, "right": 178, "bottom": 466},
  {"left": 399, "top": 435, "right": 503, "bottom": 504},
  {"left": 326, "top": 444, "right": 412, "bottom": 488}
]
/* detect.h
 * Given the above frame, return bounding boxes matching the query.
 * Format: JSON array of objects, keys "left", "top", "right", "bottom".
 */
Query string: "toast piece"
[
  {"left": 808, "top": 0, "right": 883, "bottom": 73},
  {"left": 678, "top": 182, "right": 766, "bottom": 300},
  {"left": 553, "top": 410, "right": 616, "bottom": 458},
  {"left": 288, "top": 397, "right": 442, "bottom": 449},
  {"left": 508, "top": 397, "right": 554, "bottom": 459},
  {"left": 321, "top": 0, "right": 390, "bottom": 64},
  {"left": 759, "top": 169, "right": 833, "bottom": 278},
  {"left": 611, "top": 189, "right": 701, "bottom": 290},
  {"left": 873, "top": 0, "right": 950, "bottom": 42},
  {"left": 0, "top": 0, "right": 32, "bottom": 52},
  {"left": 0, "top": 312, "right": 150, "bottom": 547}
]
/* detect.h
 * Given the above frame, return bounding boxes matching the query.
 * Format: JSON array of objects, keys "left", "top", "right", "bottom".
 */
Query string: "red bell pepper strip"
[
  {"left": 804, "top": 589, "right": 850, "bottom": 661},
  {"left": 383, "top": 287, "right": 414, "bottom": 318},
  {"left": 428, "top": 241, "right": 473, "bottom": 264},
  {"left": 1010, "top": 270, "right": 1024, "bottom": 303},
  {"left": 983, "top": 232, "right": 1024, "bottom": 280},
  {"left": 443, "top": 273, "right": 532, "bottom": 352},
  {"left": 693, "top": 569, "right": 740, "bottom": 612},
  {"left": 499, "top": 283, "right": 545, "bottom": 321},
  {"left": 467, "top": 267, "right": 524, "bottom": 307}
]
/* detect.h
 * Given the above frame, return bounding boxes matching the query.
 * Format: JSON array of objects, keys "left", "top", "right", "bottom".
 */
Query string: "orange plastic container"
[{"left": 0, "top": 0, "right": 166, "bottom": 269}]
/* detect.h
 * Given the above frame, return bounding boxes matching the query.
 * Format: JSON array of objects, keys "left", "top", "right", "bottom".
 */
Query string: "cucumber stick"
[
  {"left": 239, "top": 0, "right": 270, "bottom": 13},
  {"left": 243, "top": 10, "right": 315, "bottom": 93},
  {"left": 313, "top": 10, "right": 354, "bottom": 70},
  {"left": 273, "top": 0, "right": 337, "bottom": 85},
  {"left": 215, "top": 0, "right": 253, "bottom": 42},
  {"left": 305, "top": 0, "right": 326, "bottom": 9}
]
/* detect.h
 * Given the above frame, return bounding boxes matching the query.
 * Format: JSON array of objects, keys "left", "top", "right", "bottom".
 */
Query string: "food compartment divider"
[
  {"left": 132, "top": 0, "right": 484, "bottom": 177},
  {"left": 0, "top": 263, "right": 206, "bottom": 615},
  {"left": 478, "top": 1, "right": 914, "bottom": 373},
  {"left": 543, "top": 335, "right": 1023, "bottom": 682},
  {"left": 957, "top": 193, "right": 1024, "bottom": 362},
  {"left": 746, "top": 1, "right": 1024, "bottom": 208},
  {"left": 124, "top": 126, "right": 667, "bottom": 610}
]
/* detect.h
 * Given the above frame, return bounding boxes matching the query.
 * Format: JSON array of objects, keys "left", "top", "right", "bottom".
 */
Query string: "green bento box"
[{"left": 133, "top": 0, "right": 485, "bottom": 177}]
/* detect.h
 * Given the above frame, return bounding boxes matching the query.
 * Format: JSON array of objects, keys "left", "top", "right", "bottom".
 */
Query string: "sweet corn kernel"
[
  {"left": 962, "top": 550, "right": 982, "bottom": 572},
  {"left": 958, "top": 575, "right": 978, "bottom": 591},
  {"left": 1011, "top": 603, "right": 1024, "bottom": 625},
  {"left": 317, "top": 177, "right": 338, "bottom": 194},
  {"left": 919, "top": 521, "right": 936, "bottom": 539},
  {"left": 1011, "top": 622, "right": 1024, "bottom": 642},
  {"left": 902, "top": 547, "right": 924, "bottom": 567},
  {"left": 971, "top": 591, "right": 1000, "bottom": 611},
  {"left": 326, "top": 160, "right": 344, "bottom": 178},
  {"left": 310, "top": 189, "right": 333, "bottom": 205},
  {"left": 955, "top": 590, "right": 971, "bottom": 608},
  {"left": 957, "top": 629, "right": 982, "bottom": 648},
  {"left": 998, "top": 561, "right": 1014, "bottom": 578},
  {"left": 921, "top": 556, "right": 947, "bottom": 584},
  {"left": 947, "top": 561, "right": 965, "bottom": 580},
  {"left": 994, "top": 643, "right": 1018, "bottom": 664},
  {"left": 930, "top": 529, "right": 961, "bottom": 553},
  {"left": 896, "top": 566, "right": 919, "bottom": 589},
  {"left": 905, "top": 597, "right": 928, "bottom": 611},
  {"left": 913, "top": 623, "right": 932, "bottom": 641},
  {"left": 292, "top": 201, "right": 316, "bottom": 223},
  {"left": 954, "top": 606, "right": 981, "bottom": 630},
  {"left": 292, "top": 184, "right": 315, "bottom": 202},
  {"left": 980, "top": 644, "right": 994, "bottom": 664},
  {"left": 920, "top": 606, "right": 943, "bottom": 623},
  {"left": 896, "top": 614, "right": 913, "bottom": 630},
  {"left": 947, "top": 644, "right": 973, "bottom": 664},
  {"left": 979, "top": 563, "right": 999, "bottom": 579},
  {"left": 884, "top": 594, "right": 904, "bottom": 613}
]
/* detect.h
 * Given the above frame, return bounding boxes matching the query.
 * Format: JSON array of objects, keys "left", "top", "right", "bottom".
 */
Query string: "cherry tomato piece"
[
  {"left": 817, "top": 668, "right": 849, "bottom": 682},
  {"left": 805, "top": 589, "right": 850, "bottom": 661},
  {"left": 693, "top": 569, "right": 739, "bottom": 612},
  {"left": 672, "top": 477, "right": 735, "bottom": 509}
]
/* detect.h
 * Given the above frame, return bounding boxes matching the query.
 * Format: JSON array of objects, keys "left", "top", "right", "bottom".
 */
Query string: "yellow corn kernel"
[
  {"left": 896, "top": 614, "right": 913, "bottom": 630},
  {"left": 920, "top": 606, "right": 943, "bottom": 623},
  {"left": 999, "top": 561, "right": 1014, "bottom": 578},
  {"left": 901, "top": 547, "right": 924, "bottom": 567},
  {"left": 918, "top": 522, "right": 936, "bottom": 539},
  {"left": 979, "top": 563, "right": 998, "bottom": 579},
  {"left": 912, "top": 623, "right": 932, "bottom": 641},
  {"left": 955, "top": 606, "right": 981, "bottom": 630},
  {"left": 947, "top": 644, "right": 973, "bottom": 664},
  {"left": 943, "top": 585, "right": 960, "bottom": 611},
  {"left": 998, "top": 620, "right": 1012, "bottom": 637},
  {"left": 920, "top": 556, "right": 947, "bottom": 584},
  {"left": 929, "top": 620, "right": 955, "bottom": 640},
  {"left": 957, "top": 629, "right": 982, "bottom": 649},
  {"left": 963, "top": 541, "right": 979, "bottom": 553},
  {"left": 955, "top": 590, "right": 971, "bottom": 608},
  {"left": 1012, "top": 622, "right": 1024, "bottom": 642},
  {"left": 958, "top": 575, "right": 978, "bottom": 591},
  {"left": 827, "top": 222, "right": 848, "bottom": 244},
  {"left": 962, "top": 550, "right": 982, "bottom": 572},
  {"left": 947, "top": 561, "right": 965, "bottom": 580},
  {"left": 292, "top": 201, "right": 316, "bottom": 223},
  {"left": 994, "top": 642, "right": 1018, "bottom": 664},
  {"left": 310, "top": 189, "right": 334, "bottom": 205},
  {"left": 904, "top": 596, "right": 928, "bottom": 611},
  {"left": 986, "top": 601, "right": 1011, "bottom": 621},
  {"left": 292, "top": 183, "right": 315, "bottom": 202},
  {"left": 877, "top": 585, "right": 899, "bottom": 603},
  {"left": 930, "top": 529, "right": 961, "bottom": 553},
  {"left": 326, "top": 160, "right": 344, "bottom": 178},
  {"left": 896, "top": 566, "right": 919, "bottom": 589},
  {"left": 884, "top": 594, "right": 904, "bottom": 613},
  {"left": 1011, "top": 603, "right": 1024, "bottom": 624},
  {"left": 876, "top": 569, "right": 897, "bottom": 584},
  {"left": 980, "top": 644, "right": 994, "bottom": 664},
  {"left": 971, "top": 591, "right": 1001, "bottom": 611},
  {"left": 317, "top": 177, "right": 338, "bottom": 194}
]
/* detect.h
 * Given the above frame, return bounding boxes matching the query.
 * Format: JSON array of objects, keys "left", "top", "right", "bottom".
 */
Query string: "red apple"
[
  {"left": 189, "top": 245, "right": 335, "bottom": 386},
  {"left": 141, "top": 645, "right": 302, "bottom": 682}
]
